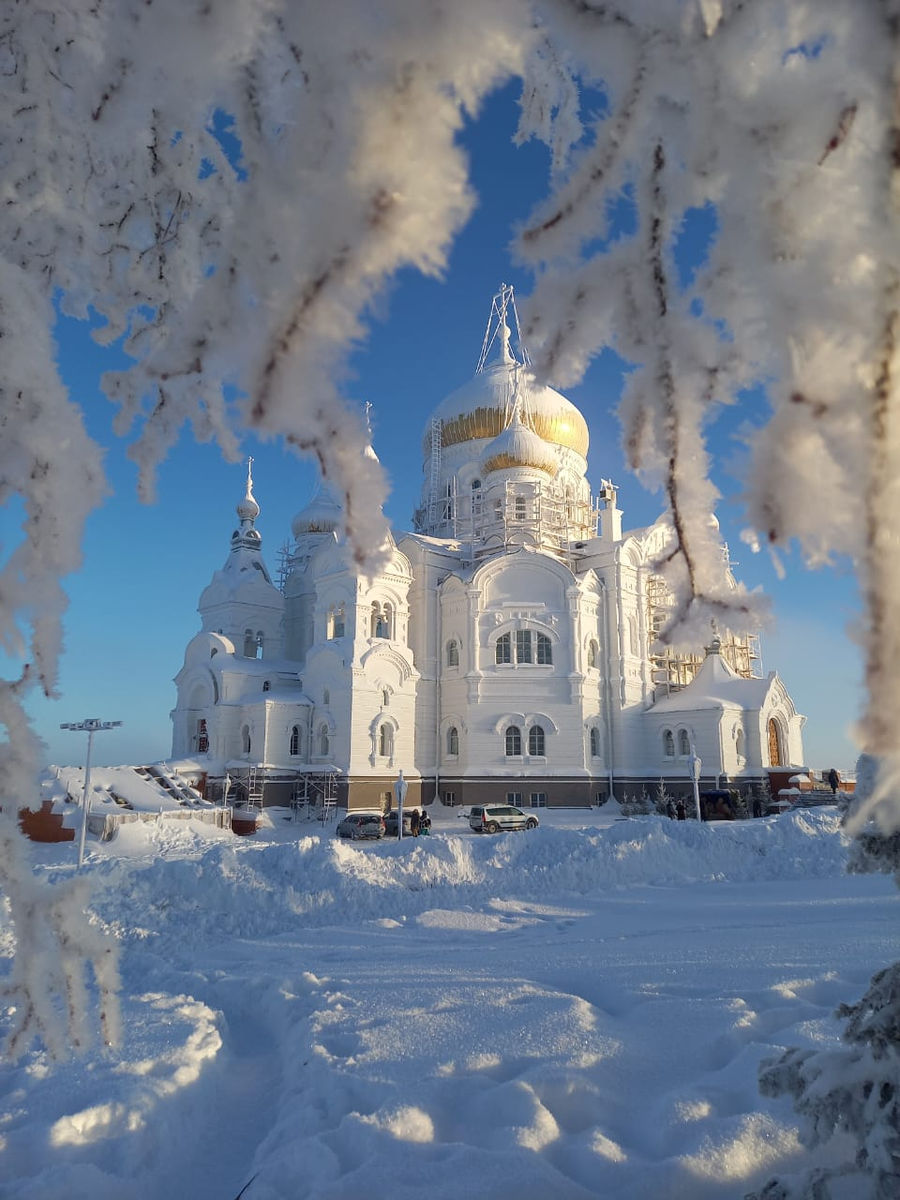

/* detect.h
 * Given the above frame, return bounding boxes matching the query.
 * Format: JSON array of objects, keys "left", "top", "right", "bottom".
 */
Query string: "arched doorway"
[{"left": 767, "top": 718, "right": 783, "bottom": 767}]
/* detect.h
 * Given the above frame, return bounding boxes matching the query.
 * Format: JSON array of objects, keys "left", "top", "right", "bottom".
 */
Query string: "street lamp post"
[
  {"left": 393, "top": 769, "right": 408, "bottom": 841},
  {"left": 689, "top": 738, "right": 703, "bottom": 822},
  {"left": 60, "top": 718, "right": 122, "bottom": 869}
]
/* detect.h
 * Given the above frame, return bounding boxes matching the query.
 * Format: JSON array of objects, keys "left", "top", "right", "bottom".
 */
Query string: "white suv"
[{"left": 468, "top": 804, "right": 539, "bottom": 833}]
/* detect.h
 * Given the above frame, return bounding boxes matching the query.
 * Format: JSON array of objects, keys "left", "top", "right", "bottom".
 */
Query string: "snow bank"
[{"left": 77, "top": 811, "right": 849, "bottom": 949}]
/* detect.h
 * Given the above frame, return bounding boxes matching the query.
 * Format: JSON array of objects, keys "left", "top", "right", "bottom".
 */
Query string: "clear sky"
[{"left": 10, "top": 81, "right": 863, "bottom": 773}]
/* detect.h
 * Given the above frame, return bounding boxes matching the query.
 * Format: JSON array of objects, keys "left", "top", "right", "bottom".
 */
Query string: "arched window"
[
  {"left": 589, "top": 727, "right": 600, "bottom": 757},
  {"left": 255, "top": 631, "right": 264, "bottom": 659},
  {"left": 528, "top": 725, "right": 545, "bottom": 756},
  {"left": 678, "top": 728, "right": 691, "bottom": 757},
  {"left": 587, "top": 640, "right": 598, "bottom": 669},
  {"left": 382, "top": 688, "right": 390, "bottom": 708},
  {"left": 323, "top": 688, "right": 330, "bottom": 706},
  {"left": 442, "top": 481, "right": 455, "bottom": 521},
  {"left": 446, "top": 726, "right": 459, "bottom": 756},
  {"left": 196, "top": 719, "right": 209, "bottom": 754},
  {"left": 496, "top": 632, "right": 512, "bottom": 664},
  {"left": 290, "top": 725, "right": 301, "bottom": 756},
  {"left": 516, "top": 629, "right": 532, "bottom": 663},
  {"left": 243, "top": 629, "right": 255, "bottom": 657},
  {"left": 514, "top": 495, "right": 526, "bottom": 521},
  {"left": 379, "top": 723, "right": 393, "bottom": 757},
  {"left": 536, "top": 633, "right": 552, "bottom": 665},
  {"left": 262, "top": 680, "right": 271, "bottom": 692},
  {"left": 505, "top": 725, "right": 522, "bottom": 756},
  {"left": 768, "top": 718, "right": 783, "bottom": 767},
  {"left": 319, "top": 725, "right": 330, "bottom": 756},
  {"left": 328, "top": 604, "right": 345, "bottom": 639},
  {"left": 735, "top": 727, "right": 745, "bottom": 759},
  {"left": 241, "top": 725, "right": 251, "bottom": 755},
  {"left": 446, "top": 639, "right": 459, "bottom": 667},
  {"left": 371, "top": 602, "right": 390, "bottom": 639},
  {"left": 663, "top": 729, "right": 675, "bottom": 758}
]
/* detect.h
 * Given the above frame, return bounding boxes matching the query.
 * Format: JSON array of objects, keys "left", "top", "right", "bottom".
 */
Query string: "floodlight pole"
[{"left": 60, "top": 718, "right": 123, "bottom": 869}]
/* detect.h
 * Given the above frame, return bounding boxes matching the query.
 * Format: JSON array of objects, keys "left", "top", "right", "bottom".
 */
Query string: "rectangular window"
[
  {"left": 529, "top": 792, "right": 547, "bottom": 808},
  {"left": 514, "top": 496, "right": 526, "bottom": 520},
  {"left": 536, "top": 633, "right": 552, "bottom": 665},
  {"left": 516, "top": 629, "right": 532, "bottom": 663},
  {"left": 506, "top": 791, "right": 523, "bottom": 805},
  {"left": 443, "top": 791, "right": 456, "bottom": 805},
  {"left": 496, "top": 633, "right": 511, "bottom": 664}
]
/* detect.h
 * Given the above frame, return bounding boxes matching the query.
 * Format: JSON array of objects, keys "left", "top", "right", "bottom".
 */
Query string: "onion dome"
[
  {"left": 422, "top": 289, "right": 589, "bottom": 462},
  {"left": 237, "top": 458, "right": 260, "bottom": 523},
  {"left": 291, "top": 481, "right": 342, "bottom": 538},
  {"left": 424, "top": 364, "right": 588, "bottom": 460},
  {"left": 481, "top": 408, "right": 559, "bottom": 477}
]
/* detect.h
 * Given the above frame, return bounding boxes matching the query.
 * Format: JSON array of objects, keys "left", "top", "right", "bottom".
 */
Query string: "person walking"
[
  {"left": 828, "top": 768, "right": 840, "bottom": 795},
  {"left": 409, "top": 808, "right": 420, "bottom": 837},
  {"left": 666, "top": 798, "right": 676, "bottom": 819},
  {"left": 676, "top": 799, "right": 686, "bottom": 821}
]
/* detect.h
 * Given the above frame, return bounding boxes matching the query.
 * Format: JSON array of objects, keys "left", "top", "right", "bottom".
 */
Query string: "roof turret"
[{"left": 291, "top": 479, "right": 342, "bottom": 539}]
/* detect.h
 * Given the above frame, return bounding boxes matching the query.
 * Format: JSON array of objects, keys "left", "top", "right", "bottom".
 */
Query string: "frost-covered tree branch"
[{"left": 3, "top": 0, "right": 900, "bottom": 1064}]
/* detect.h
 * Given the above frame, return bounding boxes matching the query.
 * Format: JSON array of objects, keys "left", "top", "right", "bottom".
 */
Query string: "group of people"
[
  {"left": 665, "top": 798, "right": 687, "bottom": 821},
  {"left": 408, "top": 808, "right": 430, "bottom": 836}
]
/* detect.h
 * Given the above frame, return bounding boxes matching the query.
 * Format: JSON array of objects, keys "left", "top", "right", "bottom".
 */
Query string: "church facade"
[{"left": 170, "top": 287, "right": 805, "bottom": 810}]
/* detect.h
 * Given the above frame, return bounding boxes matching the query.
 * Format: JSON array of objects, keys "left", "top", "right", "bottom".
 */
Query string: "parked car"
[
  {"left": 336, "top": 812, "right": 385, "bottom": 840},
  {"left": 700, "top": 790, "right": 737, "bottom": 821},
  {"left": 383, "top": 810, "right": 414, "bottom": 836},
  {"left": 468, "top": 804, "right": 539, "bottom": 833}
]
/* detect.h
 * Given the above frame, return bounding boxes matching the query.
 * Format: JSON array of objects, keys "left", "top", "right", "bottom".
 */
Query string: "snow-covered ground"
[{"left": 1, "top": 805, "right": 896, "bottom": 1199}]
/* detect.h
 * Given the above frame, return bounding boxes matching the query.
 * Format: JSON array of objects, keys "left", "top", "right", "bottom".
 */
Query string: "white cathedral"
[{"left": 170, "top": 287, "right": 805, "bottom": 811}]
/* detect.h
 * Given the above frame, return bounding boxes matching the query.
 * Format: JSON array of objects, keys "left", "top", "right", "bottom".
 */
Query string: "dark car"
[
  {"left": 335, "top": 812, "right": 385, "bottom": 840},
  {"left": 383, "top": 810, "right": 414, "bottom": 836},
  {"left": 700, "top": 791, "right": 736, "bottom": 821}
]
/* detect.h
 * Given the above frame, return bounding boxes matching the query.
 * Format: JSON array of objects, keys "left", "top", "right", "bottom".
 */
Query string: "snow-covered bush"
[
  {"left": 620, "top": 787, "right": 655, "bottom": 817},
  {"left": 655, "top": 778, "right": 674, "bottom": 816},
  {"left": 748, "top": 963, "right": 900, "bottom": 1200}
]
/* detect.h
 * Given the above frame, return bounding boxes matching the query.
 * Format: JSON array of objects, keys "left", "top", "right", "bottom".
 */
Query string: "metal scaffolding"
[{"left": 646, "top": 573, "right": 761, "bottom": 697}]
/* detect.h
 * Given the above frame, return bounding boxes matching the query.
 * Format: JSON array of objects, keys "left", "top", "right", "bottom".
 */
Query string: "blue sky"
[{"left": 10, "top": 81, "right": 863, "bottom": 772}]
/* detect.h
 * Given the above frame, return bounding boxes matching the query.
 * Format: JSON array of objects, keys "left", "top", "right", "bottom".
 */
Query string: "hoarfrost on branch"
[{"left": 1, "top": 0, "right": 899, "bottom": 1062}]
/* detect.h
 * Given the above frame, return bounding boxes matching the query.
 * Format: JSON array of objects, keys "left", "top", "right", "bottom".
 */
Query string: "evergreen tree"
[{"left": 747, "top": 757, "right": 900, "bottom": 1199}]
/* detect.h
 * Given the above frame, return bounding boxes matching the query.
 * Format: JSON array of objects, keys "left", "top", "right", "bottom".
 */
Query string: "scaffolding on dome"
[
  {"left": 477, "top": 282, "right": 530, "bottom": 372},
  {"left": 646, "top": 574, "right": 762, "bottom": 697},
  {"left": 416, "top": 475, "right": 599, "bottom": 559}
]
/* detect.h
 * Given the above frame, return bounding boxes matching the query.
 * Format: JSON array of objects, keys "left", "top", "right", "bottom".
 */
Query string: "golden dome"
[
  {"left": 423, "top": 359, "right": 589, "bottom": 461},
  {"left": 481, "top": 412, "right": 559, "bottom": 477}
]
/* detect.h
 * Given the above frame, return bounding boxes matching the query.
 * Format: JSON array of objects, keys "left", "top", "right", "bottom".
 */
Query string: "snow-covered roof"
[
  {"left": 650, "top": 645, "right": 773, "bottom": 714},
  {"left": 50, "top": 765, "right": 208, "bottom": 813}
]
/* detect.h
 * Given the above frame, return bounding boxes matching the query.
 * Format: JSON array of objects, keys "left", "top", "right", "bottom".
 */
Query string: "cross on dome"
[
  {"left": 477, "top": 283, "right": 531, "bottom": 373},
  {"left": 237, "top": 457, "right": 260, "bottom": 525}
]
